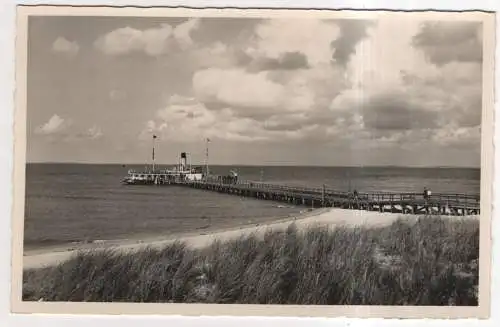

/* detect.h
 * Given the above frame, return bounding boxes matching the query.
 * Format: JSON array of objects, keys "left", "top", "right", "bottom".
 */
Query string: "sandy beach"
[{"left": 22, "top": 208, "right": 478, "bottom": 270}]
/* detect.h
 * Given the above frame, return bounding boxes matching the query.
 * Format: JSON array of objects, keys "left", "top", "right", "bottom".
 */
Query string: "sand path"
[{"left": 22, "top": 208, "right": 477, "bottom": 270}]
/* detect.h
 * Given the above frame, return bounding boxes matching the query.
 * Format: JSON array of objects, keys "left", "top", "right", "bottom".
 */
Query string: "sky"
[{"left": 26, "top": 14, "right": 483, "bottom": 167}]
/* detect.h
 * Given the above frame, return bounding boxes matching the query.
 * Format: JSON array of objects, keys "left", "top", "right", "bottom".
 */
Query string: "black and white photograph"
[{"left": 11, "top": 6, "right": 495, "bottom": 318}]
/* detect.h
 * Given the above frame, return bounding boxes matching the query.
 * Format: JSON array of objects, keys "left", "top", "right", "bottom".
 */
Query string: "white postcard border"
[{"left": 1, "top": 1, "right": 498, "bottom": 325}]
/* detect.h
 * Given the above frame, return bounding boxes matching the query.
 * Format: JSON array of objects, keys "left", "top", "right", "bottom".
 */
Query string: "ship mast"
[
  {"left": 205, "top": 138, "right": 210, "bottom": 177},
  {"left": 152, "top": 134, "right": 157, "bottom": 172}
]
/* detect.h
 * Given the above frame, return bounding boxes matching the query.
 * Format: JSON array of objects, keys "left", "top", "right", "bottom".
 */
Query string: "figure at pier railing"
[{"left": 423, "top": 187, "right": 432, "bottom": 201}]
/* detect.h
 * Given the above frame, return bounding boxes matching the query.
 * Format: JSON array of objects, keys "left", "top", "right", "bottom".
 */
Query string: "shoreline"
[
  {"left": 22, "top": 208, "right": 479, "bottom": 270},
  {"left": 22, "top": 207, "right": 326, "bottom": 268},
  {"left": 23, "top": 208, "right": 306, "bottom": 254}
]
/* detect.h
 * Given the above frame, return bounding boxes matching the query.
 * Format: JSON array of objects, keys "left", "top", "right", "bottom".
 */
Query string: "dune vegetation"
[{"left": 23, "top": 215, "right": 479, "bottom": 305}]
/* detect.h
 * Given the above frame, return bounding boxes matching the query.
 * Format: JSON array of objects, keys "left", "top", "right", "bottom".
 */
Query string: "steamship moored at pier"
[
  {"left": 122, "top": 152, "right": 204, "bottom": 185},
  {"left": 122, "top": 135, "right": 207, "bottom": 185}
]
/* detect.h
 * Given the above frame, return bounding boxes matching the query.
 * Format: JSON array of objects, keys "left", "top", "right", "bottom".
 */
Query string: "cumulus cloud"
[
  {"left": 192, "top": 63, "right": 350, "bottom": 123},
  {"left": 95, "top": 18, "right": 201, "bottom": 56},
  {"left": 52, "top": 37, "right": 79, "bottom": 56},
  {"left": 35, "top": 114, "right": 72, "bottom": 135},
  {"left": 189, "top": 20, "right": 353, "bottom": 118},
  {"left": 330, "top": 17, "right": 483, "bottom": 149},
  {"left": 247, "top": 18, "right": 341, "bottom": 66},
  {"left": 34, "top": 114, "right": 104, "bottom": 143},
  {"left": 192, "top": 68, "right": 289, "bottom": 116},
  {"left": 95, "top": 24, "right": 173, "bottom": 56},
  {"left": 412, "top": 21, "right": 482, "bottom": 66},
  {"left": 140, "top": 95, "right": 265, "bottom": 143},
  {"left": 141, "top": 95, "right": 329, "bottom": 143},
  {"left": 138, "top": 17, "right": 482, "bottom": 155},
  {"left": 190, "top": 19, "right": 370, "bottom": 74}
]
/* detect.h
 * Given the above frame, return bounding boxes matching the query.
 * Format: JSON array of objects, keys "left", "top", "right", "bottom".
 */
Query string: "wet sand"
[{"left": 22, "top": 208, "right": 479, "bottom": 270}]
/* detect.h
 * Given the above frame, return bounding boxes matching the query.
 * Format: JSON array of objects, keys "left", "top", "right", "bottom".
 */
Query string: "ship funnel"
[{"left": 180, "top": 152, "right": 187, "bottom": 170}]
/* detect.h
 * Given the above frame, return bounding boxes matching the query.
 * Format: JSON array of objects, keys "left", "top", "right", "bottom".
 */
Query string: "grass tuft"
[{"left": 23, "top": 216, "right": 479, "bottom": 305}]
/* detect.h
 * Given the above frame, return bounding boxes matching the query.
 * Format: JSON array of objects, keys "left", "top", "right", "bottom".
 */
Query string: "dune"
[{"left": 22, "top": 208, "right": 478, "bottom": 270}]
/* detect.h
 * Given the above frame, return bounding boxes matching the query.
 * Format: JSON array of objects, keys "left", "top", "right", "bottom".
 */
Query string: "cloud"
[
  {"left": 172, "top": 18, "right": 201, "bottom": 49},
  {"left": 247, "top": 51, "right": 309, "bottom": 72},
  {"left": 412, "top": 21, "right": 482, "bottom": 66},
  {"left": 247, "top": 18, "right": 341, "bottom": 66},
  {"left": 183, "top": 18, "right": 369, "bottom": 126},
  {"left": 135, "top": 17, "right": 482, "bottom": 153},
  {"left": 347, "top": 19, "right": 432, "bottom": 93},
  {"left": 192, "top": 64, "right": 351, "bottom": 123},
  {"left": 343, "top": 18, "right": 481, "bottom": 131},
  {"left": 182, "top": 18, "right": 373, "bottom": 142},
  {"left": 432, "top": 125, "right": 480, "bottom": 148},
  {"left": 95, "top": 24, "right": 173, "bottom": 56},
  {"left": 244, "top": 19, "right": 374, "bottom": 69},
  {"left": 141, "top": 95, "right": 330, "bottom": 144},
  {"left": 331, "top": 20, "right": 374, "bottom": 66},
  {"left": 360, "top": 92, "right": 440, "bottom": 131},
  {"left": 189, "top": 42, "right": 252, "bottom": 70},
  {"left": 34, "top": 114, "right": 72, "bottom": 135},
  {"left": 52, "top": 37, "right": 79, "bottom": 56},
  {"left": 34, "top": 115, "right": 104, "bottom": 142},
  {"left": 140, "top": 95, "right": 264, "bottom": 143},
  {"left": 98, "top": 16, "right": 482, "bottom": 162},
  {"left": 192, "top": 68, "right": 289, "bottom": 116},
  {"left": 95, "top": 18, "right": 201, "bottom": 56},
  {"left": 29, "top": 16, "right": 485, "bottom": 166},
  {"left": 400, "top": 62, "right": 482, "bottom": 128},
  {"left": 86, "top": 125, "right": 104, "bottom": 140}
]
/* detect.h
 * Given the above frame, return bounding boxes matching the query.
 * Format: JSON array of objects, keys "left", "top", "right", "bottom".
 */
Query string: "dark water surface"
[{"left": 24, "top": 164, "right": 480, "bottom": 250}]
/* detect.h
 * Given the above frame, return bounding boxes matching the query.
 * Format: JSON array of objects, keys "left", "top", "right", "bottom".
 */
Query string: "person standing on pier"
[
  {"left": 423, "top": 187, "right": 432, "bottom": 214},
  {"left": 353, "top": 189, "right": 359, "bottom": 209},
  {"left": 423, "top": 187, "right": 432, "bottom": 201}
]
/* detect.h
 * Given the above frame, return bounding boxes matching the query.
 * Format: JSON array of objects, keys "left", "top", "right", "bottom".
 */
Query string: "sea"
[{"left": 23, "top": 163, "right": 480, "bottom": 251}]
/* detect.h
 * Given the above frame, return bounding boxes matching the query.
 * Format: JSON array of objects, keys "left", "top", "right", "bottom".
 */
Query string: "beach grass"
[{"left": 22, "top": 215, "right": 479, "bottom": 305}]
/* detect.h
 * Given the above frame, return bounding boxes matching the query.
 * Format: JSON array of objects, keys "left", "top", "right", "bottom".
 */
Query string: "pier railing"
[
  {"left": 227, "top": 180, "right": 478, "bottom": 202},
  {"left": 183, "top": 178, "right": 480, "bottom": 216}
]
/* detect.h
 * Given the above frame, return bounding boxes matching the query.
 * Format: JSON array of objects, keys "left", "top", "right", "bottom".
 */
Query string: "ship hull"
[{"left": 122, "top": 172, "right": 203, "bottom": 185}]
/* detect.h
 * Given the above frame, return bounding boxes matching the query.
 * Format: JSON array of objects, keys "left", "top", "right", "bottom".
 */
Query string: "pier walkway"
[{"left": 174, "top": 180, "right": 480, "bottom": 216}]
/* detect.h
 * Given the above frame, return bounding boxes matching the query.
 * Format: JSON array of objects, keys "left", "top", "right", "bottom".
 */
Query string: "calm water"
[{"left": 24, "top": 164, "right": 480, "bottom": 250}]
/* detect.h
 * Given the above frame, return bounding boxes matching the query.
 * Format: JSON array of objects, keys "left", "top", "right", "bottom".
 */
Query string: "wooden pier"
[{"left": 173, "top": 179, "right": 480, "bottom": 216}]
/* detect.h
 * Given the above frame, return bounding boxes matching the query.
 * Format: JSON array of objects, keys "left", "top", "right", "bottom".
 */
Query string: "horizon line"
[{"left": 25, "top": 161, "right": 481, "bottom": 169}]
